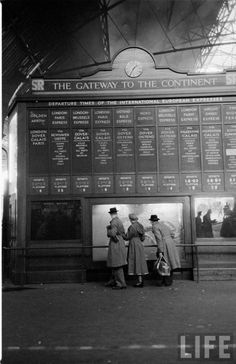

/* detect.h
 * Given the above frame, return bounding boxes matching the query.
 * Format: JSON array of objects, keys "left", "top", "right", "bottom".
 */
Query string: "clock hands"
[{"left": 130, "top": 64, "right": 138, "bottom": 77}]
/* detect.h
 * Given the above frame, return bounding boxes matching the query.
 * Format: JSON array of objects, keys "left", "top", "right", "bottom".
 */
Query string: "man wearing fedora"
[
  {"left": 149, "top": 214, "right": 181, "bottom": 286},
  {"left": 106, "top": 207, "right": 127, "bottom": 289}
]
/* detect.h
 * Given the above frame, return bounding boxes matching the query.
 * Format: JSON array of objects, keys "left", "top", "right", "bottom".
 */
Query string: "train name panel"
[
  {"left": 158, "top": 126, "right": 178, "bottom": 172},
  {"left": 50, "top": 130, "right": 70, "bottom": 173},
  {"left": 115, "top": 128, "right": 135, "bottom": 172},
  {"left": 28, "top": 101, "right": 236, "bottom": 194}
]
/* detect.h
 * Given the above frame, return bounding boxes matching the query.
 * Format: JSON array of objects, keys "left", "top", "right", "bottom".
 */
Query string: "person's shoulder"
[
  {"left": 137, "top": 221, "right": 144, "bottom": 227},
  {"left": 113, "top": 216, "right": 123, "bottom": 224},
  {"left": 128, "top": 223, "right": 135, "bottom": 232},
  {"left": 136, "top": 221, "right": 144, "bottom": 230},
  {"left": 158, "top": 221, "right": 166, "bottom": 229}
]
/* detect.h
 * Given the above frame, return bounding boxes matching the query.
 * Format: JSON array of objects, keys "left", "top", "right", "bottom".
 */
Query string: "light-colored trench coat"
[
  {"left": 152, "top": 221, "right": 181, "bottom": 270},
  {"left": 106, "top": 216, "right": 127, "bottom": 268},
  {"left": 125, "top": 221, "right": 148, "bottom": 276}
]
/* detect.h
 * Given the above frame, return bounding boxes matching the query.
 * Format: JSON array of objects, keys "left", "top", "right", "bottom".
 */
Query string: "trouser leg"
[
  {"left": 138, "top": 275, "right": 143, "bottom": 283},
  {"left": 105, "top": 270, "right": 116, "bottom": 287},
  {"left": 114, "top": 266, "right": 126, "bottom": 287}
]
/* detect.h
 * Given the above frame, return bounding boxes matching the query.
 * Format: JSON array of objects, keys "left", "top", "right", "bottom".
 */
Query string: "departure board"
[
  {"left": 200, "top": 105, "right": 221, "bottom": 123},
  {"left": 179, "top": 126, "right": 201, "bottom": 171},
  {"left": 72, "top": 129, "right": 91, "bottom": 173},
  {"left": 29, "top": 176, "right": 49, "bottom": 195},
  {"left": 157, "top": 107, "right": 177, "bottom": 125},
  {"left": 115, "top": 128, "right": 135, "bottom": 172},
  {"left": 114, "top": 107, "right": 134, "bottom": 126},
  {"left": 28, "top": 109, "right": 49, "bottom": 128},
  {"left": 115, "top": 174, "right": 135, "bottom": 194},
  {"left": 224, "top": 124, "right": 236, "bottom": 170},
  {"left": 71, "top": 108, "right": 91, "bottom": 127},
  {"left": 136, "top": 107, "right": 155, "bottom": 125},
  {"left": 72, "top": 176, "right": 92, "bottom": 193},
  {"left": 137, "top": 174, "right": 157, "bottom": 193},
  {"left": 28, "top": 98, "right": 236, "bottom": 195},
  {"left": 50, "top": 129, "right": 70, "bottom": 173},
  {"left": 158, "top": 126, "right": 178, "bottom": 172},
  {"left": 202, "top": 125, "right": 223, "bottom": 170},
  {"left": 179, "top": 106, "right": 199, "bottom": 125},
  {"left": 136, "top": 126, "right": 156, "bottom": 171},
  {"left": 93, "top": 128, "right": 113, "bottom": 173},
  {"left": 50, "top": 110, "right": 70, "bottom": 127},
  {"left": 29, "top": 129, "right": 49, "bottom": 173}
]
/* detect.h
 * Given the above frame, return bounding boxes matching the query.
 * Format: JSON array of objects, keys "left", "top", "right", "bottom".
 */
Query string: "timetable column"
[
  {"left": 71, "top": 108, "right": 92, "bottom": 193},
  {"left": 28, "top": 109, "right": 49, "bottom": 195},
  {"left": 179, "top": 105, "right": 202, "bottom": 192},
  {"left": 93, "top": 108, "right": 114, "bottom": 193},
  {"left": 223, "top": 104, "right": 236, "bottom": 191},
  {"left": 136, "top": 107, "right": 157, "bottom": 193}
]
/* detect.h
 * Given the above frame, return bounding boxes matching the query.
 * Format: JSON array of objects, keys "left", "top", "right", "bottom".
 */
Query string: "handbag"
[{"left": 153, "top": 256, "right": 171, "bottom": 276}]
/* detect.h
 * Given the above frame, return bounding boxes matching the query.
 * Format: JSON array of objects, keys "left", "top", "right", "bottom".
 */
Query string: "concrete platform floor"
[{"left": 2, "top": 279, "right": 236, "bottom": 364}]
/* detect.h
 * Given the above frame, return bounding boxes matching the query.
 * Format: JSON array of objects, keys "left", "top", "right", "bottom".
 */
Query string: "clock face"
[{"left": 125, "top": 60, "right": 143, "bottom": 78}]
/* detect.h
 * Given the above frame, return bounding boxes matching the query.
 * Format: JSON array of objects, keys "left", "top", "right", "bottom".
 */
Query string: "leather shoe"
[
  {"left": 112, "top": 285, "right": 127, "bottom": 290},
  {"left": 134, "top": 282, "right": 144, "bottom": 288},
  {"left": 105, "top": 281, "right": 116, "bottom": 287}
]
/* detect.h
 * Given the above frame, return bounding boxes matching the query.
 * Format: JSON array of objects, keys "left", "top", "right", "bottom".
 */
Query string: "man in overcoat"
[
  {"left": 150, "top": 214, "right": 181, "bottom": 286},
  {"left": 106, "top": 207, "right": 127, "bottom": 289}
]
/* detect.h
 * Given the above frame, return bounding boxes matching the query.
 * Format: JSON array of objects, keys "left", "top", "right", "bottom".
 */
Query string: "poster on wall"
[
  {"left": 92, "top": 203, "right": 183, "bottom": 261},
  {"left": 194, "top": 196, "right": 236, "bottom": 238}
]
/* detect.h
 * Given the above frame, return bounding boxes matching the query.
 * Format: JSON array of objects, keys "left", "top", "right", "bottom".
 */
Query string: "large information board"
[{"left": 28, "top": 96, "right": 236, "bottom": 195}]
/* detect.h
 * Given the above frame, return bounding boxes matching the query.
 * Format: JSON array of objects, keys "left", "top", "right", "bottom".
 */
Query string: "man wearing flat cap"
[{"left": 106, "top": 207, "right": 127, "bottom": 289}]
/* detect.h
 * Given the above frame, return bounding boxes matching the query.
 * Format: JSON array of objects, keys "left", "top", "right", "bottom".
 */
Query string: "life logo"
[
  {"left": 32, "top": 79, "right": 45, "bottom": 91},
  {"left": 178, "top": 334, "right": 234, "bottom": 360}
]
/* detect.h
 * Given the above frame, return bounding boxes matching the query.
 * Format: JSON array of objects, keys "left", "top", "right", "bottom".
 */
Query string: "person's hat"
[
  {"left": 128, "top": 213, "right": 138, "bottom": 221},
  {"left": 108, "top": 207, "right": 118, "bottom": 214},
  {"left": 149, "top": 214, "right": 160, "bottom": 222}
]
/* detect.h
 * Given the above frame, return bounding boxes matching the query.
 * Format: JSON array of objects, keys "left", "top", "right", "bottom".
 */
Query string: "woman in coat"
[
  {"left": 125, "top": 213, "right": 148, "bottom": 287},
  {"left": 149, "top": 214, "right": 181, "bottom": 286}
]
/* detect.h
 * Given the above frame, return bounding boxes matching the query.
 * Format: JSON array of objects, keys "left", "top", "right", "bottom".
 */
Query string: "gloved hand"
[{"left": 156, "top": 252, "right": 163, "bottom": 259}]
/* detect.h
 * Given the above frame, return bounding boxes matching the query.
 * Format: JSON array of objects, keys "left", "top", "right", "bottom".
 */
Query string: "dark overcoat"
[
  {"left": 106, "top": 216, "right": 127, "bottom": 268},
  {"left": 202, "top": 213, "right": 213, "bottom": 237}
]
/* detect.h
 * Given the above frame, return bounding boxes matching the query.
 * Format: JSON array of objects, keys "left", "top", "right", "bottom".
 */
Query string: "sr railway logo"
[
  {"left": 178, "top": 334, "right": 234, "bottom": 361},
  {"left": 32, "top": 79, "right": 45, "bottom": 91}
]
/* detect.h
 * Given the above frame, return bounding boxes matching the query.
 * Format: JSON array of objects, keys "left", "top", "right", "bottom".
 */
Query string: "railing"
[
  {"left": 3, "top": 243, "right": 236, "bottom": 285},
  {"left": 2, "top": 243, "right": 195, "bottom": 284}
]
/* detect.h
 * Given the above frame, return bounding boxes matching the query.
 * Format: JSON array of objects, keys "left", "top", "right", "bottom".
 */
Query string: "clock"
[{"left": 125, "top": 60, "right": 143, "bottom": 78}]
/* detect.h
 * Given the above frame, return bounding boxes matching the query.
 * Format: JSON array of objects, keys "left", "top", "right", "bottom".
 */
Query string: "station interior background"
[
  {"left": 1, "top": 4, "right": 236, "bottom": 363},
  {"left": 1, "top": 0, "right": 236, "bottom": 256},
  {"left": 2, "top": 0, "right": 236, "bottom": 121}
]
